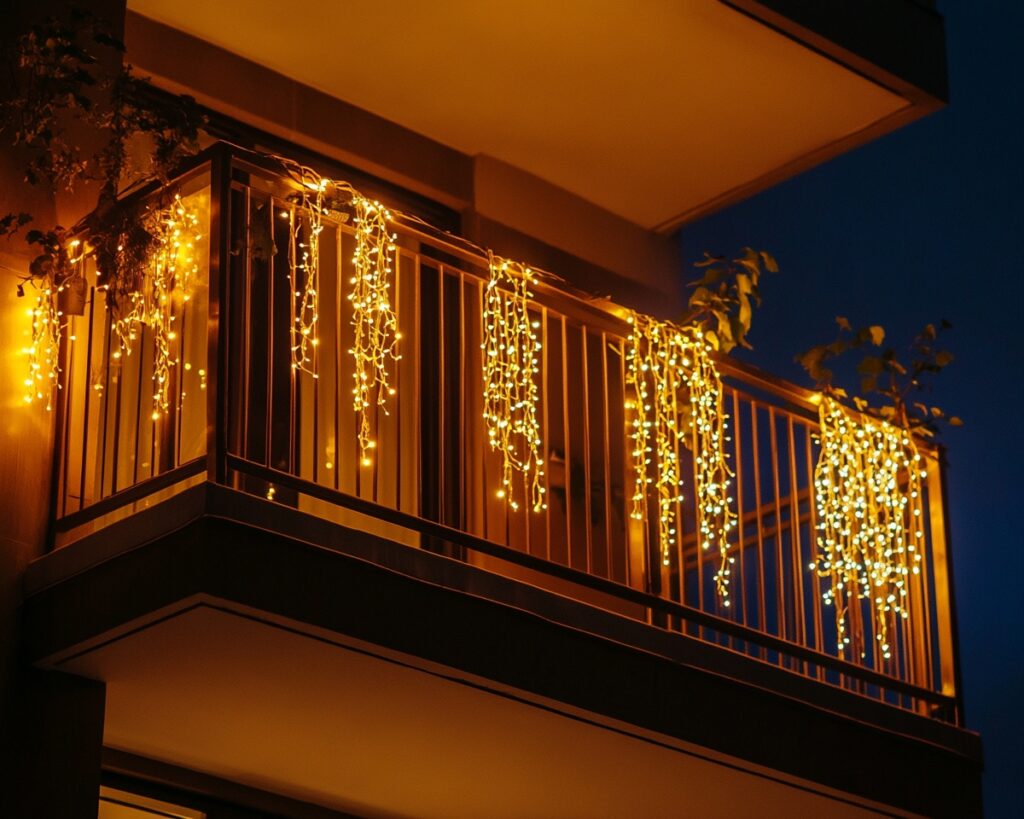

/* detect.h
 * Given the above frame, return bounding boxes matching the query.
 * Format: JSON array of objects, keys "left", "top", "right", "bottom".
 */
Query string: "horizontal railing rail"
[{"left": 48, "top": 144, "right": 962, "bottom": 724}]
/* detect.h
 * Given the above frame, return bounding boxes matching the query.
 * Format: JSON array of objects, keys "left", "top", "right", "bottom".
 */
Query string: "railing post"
[
  {"left": 206, "top": 143, "right": 233, "bottom": 486},
  {"left": 926, "top": 447, "right": 965, "bottom": 723}
]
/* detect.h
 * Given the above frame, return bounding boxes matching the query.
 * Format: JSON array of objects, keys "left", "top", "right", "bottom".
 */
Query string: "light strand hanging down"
[
  {"left": 812, "top": 397, "right": 925, "bottom": 661},
  {"left": 626, "top": 313, "right": 736, "bottom": 603},
  {"left": 481, "top": 255, "right": 546, "bottom": 512},
  {"left": 22, "top": 248, "right": 78, "bottom": 411},
  {"left": 349, "top": 195, "right": 400, "bottom": 465},
  {"left": 144, "top": 194, "right": 202, "bottom": 419},
  {"left": 288, "top": 170, "right": 326, "bottom": 378}
]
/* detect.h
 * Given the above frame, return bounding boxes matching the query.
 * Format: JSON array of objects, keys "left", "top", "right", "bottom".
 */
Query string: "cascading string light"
[
  {"left": 275, "top": 159, "right": 402, "bottom": 467},
  {"left": 22, "top": 241, "right": 82, "bottom": 410},
  {"left": 626, "top": 312, "right": 736, "bottom": 604},
  {"left": 349, "top": 195, "right": 400, "bottom": 465},
  {"left": 481, "top": 255, "right": 546, "bottom": 512},
  {"left": 812, "top": 396, "right": 926, "bottom": 662},
  {"left": 289, "top": 172, "right": 326, "bottom": 378},
  {"left": 145, "top": 194, "right": 201, "bottom": 420}
]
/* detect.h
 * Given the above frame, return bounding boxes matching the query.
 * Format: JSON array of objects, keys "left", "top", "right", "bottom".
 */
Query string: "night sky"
[{"left": 680, "top": 2, "right": 1023, "bottom": 815}]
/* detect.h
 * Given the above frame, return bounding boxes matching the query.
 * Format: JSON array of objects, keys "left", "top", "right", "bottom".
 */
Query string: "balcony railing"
[{"left": 46, "top": 144, "right": 962, "bottom": 724}]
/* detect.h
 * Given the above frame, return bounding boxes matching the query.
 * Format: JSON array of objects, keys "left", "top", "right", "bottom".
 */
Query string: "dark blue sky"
[{"left": 681, "top": 2, "right": 1023, "bottom": 815}]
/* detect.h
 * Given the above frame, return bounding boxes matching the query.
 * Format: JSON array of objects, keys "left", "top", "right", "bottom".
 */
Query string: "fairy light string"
[
  {"left": 812, "top": 396, "right": 926, "bottom": 662},
  {"left": 482, "top": 255, "right": 546, "bottom": 512},
  {"left": 349, "top": 195, "right": 400, "bottom": 465},
  {"left": 144, "top": 195, "right": 202, "bottom": 419},
  {"left": 626, "top": 312, "right": 736, "bottom": 604},
  {"left": 288, "top": 170, "right": 326, "bottom": 377}
]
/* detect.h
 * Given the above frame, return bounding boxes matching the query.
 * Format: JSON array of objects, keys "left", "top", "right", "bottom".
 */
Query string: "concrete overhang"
[
  {"left": 25, "top": 485, "right": 982, "bottom": 817},
  {"left": 126, "top": 0, "right": 946, "bottom": 233}
]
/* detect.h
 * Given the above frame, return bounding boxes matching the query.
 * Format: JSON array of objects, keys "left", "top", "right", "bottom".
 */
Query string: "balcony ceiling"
[{"left": 127, "top": 0, "right": 909, "bottom": 231}]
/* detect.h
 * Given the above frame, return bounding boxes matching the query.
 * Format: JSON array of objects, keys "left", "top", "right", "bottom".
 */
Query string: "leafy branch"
[
  {"left": 1, "top": 6, "right": 205, "bottom": 304},
  {"left": 797, "top": 316, "right": 961, "bottom": 436},
  {"left": 679, "top": 247, "right": 778, "bottom": 353}
]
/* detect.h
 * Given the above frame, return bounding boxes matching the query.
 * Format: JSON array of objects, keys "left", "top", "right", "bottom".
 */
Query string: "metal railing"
[{"left": 49, "top": 145, "right": 962, "bottom": 723}]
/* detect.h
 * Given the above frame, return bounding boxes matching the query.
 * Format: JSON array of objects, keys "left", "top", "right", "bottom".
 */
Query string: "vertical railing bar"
[
  {"left": 98, "top": 305, "right": 113, "bottom": 499},
  {"left": 928, "top": 455, "right": 963, "bottom": 721},
  {"left": 918, "top": 470, "right": 935, "bottom": 691},
  {"left": 732, "top": 390, "right": 747, "bottom": 630},
  {"left": 394, "top": 249, "right": 403, "bottom": 509},
  {"left": 413, "top": 253, "right": 422, "bottom": 516},
  {"left": 264, "top": 200, "right": 275, "bottom": 469},
  {"left": 479, "top": 279, "right": 489, "bottom": 541},
  {"left": 787, "top": 416, "right": 807, "bottom": 673},
  {"left": 310, "top": 218, "right": 319, "bottom": 485},
  {"left": 437, "top": 264, "right": 446, "bottom": 523},
  {"left": 750, "top": 400, "right": 767, "bottom": 658},
  {"left": 459, "top": 271, "right": 467, "bottom": 531},
  {"left": 804, "top": 426, "right": 825, "bottom": 679},
  {"left": 693, "top": 394, "right": 703, "bottom": 633},
  {"left": 542, "top": 305, "right": 551, "bottom": 562},
  {"left": 208, "top": 149, "right": 232, "bottom": 485},
  {"left": 76, "top": 293, "right": 97, "bottom": 512},
  {"left": 581, "top": 326, "right": 593, "bottom": 575},
  {"left": 768, "top": 406, "right": 786, "bottom": 660},
  {"left": 48, "top": 308, "right": 73, "bottom": 541},
  {"left": 601, "top": 331, "right": 613, "bottom": 580},
  {"left": 561, "top": 315, "right": 572, "bottom": 565},
  {"left": 175, "top": 304, "right": 188, "bottom": 466},
  {"left": 620, "top": 337, "right": 634, "bottom": 591},
  {"left": 60, "top": 325, "right": 76, "bottom": 516},
  {"left": 333, "top": 225, "right": 342, "bottom": 491},
  {"left": 132, "top": 324, "right": 146, "bottom": 485},
  {"left": 288, "top": 208, "right": 298, "bottom": 479},
  {"left": 674, "top": 365, "right": 687, "bottom": 617},
  {"left": 242, "top": 187, "right": 252, "bottom": 461},
  {"left": 109, "top": 323, "right": 125, "bottom": 495}
]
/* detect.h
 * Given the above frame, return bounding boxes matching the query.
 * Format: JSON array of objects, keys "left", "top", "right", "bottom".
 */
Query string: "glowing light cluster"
[
  {"left": 23, "top": 279, "right": 64, "bottom": 411},
  {"left": 288, "top": 171, "right": 327, "bottom": 377},
  {"left": 812, "top": 397, "right": 926, "bottom": 661},
  {"left": 143, "top": 195, "right": 202, "bottom": 419},
  {"left": 481, "top": 255, "right": 546, "bottom": 512},
  {"left": 349, "top": 195, "right": 400, "bottom": 465},
  {"left": 23, "top": 242, "right": 87, "bottom": 411},
  {"left": 626, "top": 313, "right": 736, "bottom": 603}
]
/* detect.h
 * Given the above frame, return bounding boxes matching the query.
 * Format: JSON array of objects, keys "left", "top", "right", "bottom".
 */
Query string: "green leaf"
[
  {"left": 935, "top": 350, "right": 954, "bottom": 368},
  {"left": 760, "top": 251, "right": 779, "bottom": 273},
  {"left": 868, "top": 326, "right": 885, "bottom": 346},
  {"left": 949, "top": 416, "right": 964, "bottom": 426},
  {"left": 835, "top": 316, "right": 852, "bottom": 332}
]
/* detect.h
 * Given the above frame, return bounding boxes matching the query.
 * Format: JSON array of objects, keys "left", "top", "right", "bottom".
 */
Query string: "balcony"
[{"left": 24, "top": 144, "right": 978, "bottom": 815}]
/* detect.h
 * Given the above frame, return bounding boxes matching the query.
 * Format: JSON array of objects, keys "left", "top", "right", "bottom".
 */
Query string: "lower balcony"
[{"left": 22, "top": 145, "right": 981, "bottom": 817}]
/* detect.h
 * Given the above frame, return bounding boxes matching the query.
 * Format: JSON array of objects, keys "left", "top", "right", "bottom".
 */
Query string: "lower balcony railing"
[{"left": 45, "top": 145, "right": 962, "bottom": 724}]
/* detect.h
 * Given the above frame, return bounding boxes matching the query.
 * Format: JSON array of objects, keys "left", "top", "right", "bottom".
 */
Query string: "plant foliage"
[
  {"left": 797, "top": 316, "right": 961, "bottom": 436},
  {"left": 679, "top": 247, "right": 778, "bottom": 353}
]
